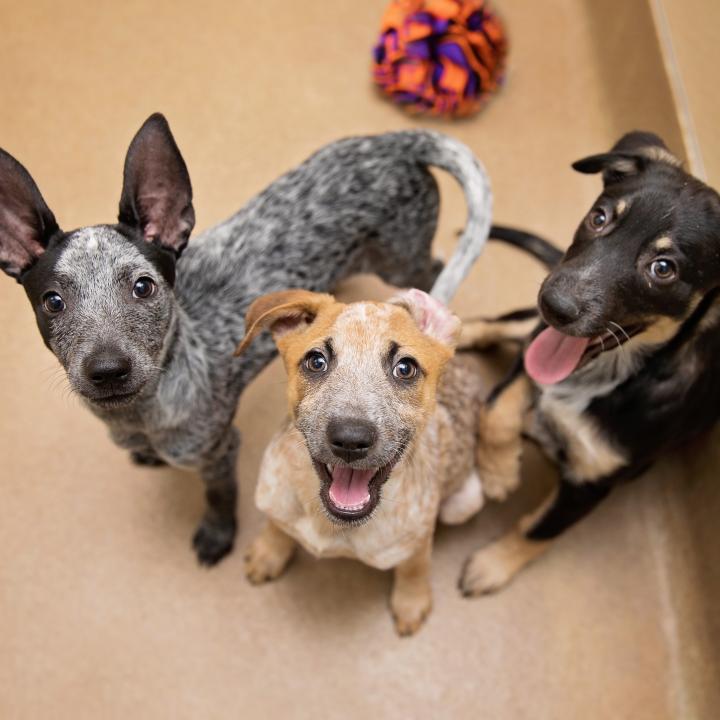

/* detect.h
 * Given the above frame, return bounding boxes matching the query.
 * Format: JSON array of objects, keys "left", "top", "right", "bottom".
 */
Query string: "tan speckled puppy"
[{"left": 235, "top": 288, "right": 486, "bottom": 635}]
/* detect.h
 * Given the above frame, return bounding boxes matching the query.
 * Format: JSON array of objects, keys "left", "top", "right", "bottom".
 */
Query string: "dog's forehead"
[
  {"left": 332, "top": 302, "right": 418, "bottom": 346},
  {"left": 54, "top": 226, "right": 148, "bottom": 282}
]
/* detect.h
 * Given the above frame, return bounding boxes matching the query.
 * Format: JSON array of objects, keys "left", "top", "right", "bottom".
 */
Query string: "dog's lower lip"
[
  {"left": 313, "top": 454, "right": 403, "bottom": 522},
  {"left": 90, "top": 391, "right": 139, "bottom": 406}
]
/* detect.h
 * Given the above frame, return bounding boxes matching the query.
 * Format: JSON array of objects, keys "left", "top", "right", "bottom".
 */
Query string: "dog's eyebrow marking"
[
  {"left": 323, "top": 338, "right": 334, "bottom": 357},
  {"left": 386, "top": 341, "right": 399, "bottom": 365},
  {"left": 616, "top": 199, "right": 628, "bottom": 215},
  {"left": 654, "top": 236, "right": 674, "bottom": 251}
]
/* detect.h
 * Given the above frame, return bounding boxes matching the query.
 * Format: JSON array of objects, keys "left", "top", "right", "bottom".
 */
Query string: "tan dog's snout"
[{"left": 326, "top": 417, "right": 378, "bottom": 463}]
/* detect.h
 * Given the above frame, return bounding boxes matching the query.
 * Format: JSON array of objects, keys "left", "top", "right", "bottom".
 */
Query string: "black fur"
[{"left": 509, "top": 132, "right": 720, "bottom": 542}]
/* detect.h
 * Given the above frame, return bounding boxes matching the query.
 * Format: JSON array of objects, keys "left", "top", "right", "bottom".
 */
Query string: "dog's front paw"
[
  {"left": 244, "top": 533, "right": 295, "bottom": 585},
  {"left": 192, "top": 519, "right": 236, "bottom": 566},
  {"left": 476, "top": 441, "right": 521, "bottom": 502},
  {"left": 130, "top": 450, "right": 167, "bottom": 467},
  {"left": 460, "top": 544, "right": 515, "bottom": 597},
  {"left": 460, "top": 531, "right": 547, "bottom": 597},
  {"left": 390, "top": 585, "right": 432, "bottom": 637}
]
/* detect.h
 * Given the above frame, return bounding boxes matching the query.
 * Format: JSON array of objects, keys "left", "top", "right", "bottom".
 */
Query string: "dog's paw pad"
[
  {"left": 459, "top": 545, "right": 515, "bottom": 597},
  {"left": 390, "top": 590, "right": 432, "bottom": 637},
  {"left": 244, "top": 539, "right": 291, "bottom": 585},
  {"left": 192, "top": 521, "right": 235, "bottom": 566}
]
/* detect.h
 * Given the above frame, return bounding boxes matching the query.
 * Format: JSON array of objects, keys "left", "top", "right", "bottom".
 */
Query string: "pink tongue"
[
  {"left": 525, "top": 327, "right": 590, "bottom": 385},
  {"left": 328, "top": 466, "right": 373, "bottom": 509}
]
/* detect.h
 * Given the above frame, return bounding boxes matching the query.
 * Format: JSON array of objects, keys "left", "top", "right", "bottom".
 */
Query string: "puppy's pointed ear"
[
  {"left": 390, "top": 289, "right": 461, "bottom": 349},
  {"left": 571, "top": 152, "right": 642, "bottom": 180},
  {"left": 118, "top": 113, "right": 195, "bottom": 258},
  {"left": 572, "top": 131, "right": 681, "bottom": 185},
  {"left": 235, "top": 290, "right": 334, "bottom": 356},
  {"left": 0, "top": 149, "right": 60, "bottom": 281}
]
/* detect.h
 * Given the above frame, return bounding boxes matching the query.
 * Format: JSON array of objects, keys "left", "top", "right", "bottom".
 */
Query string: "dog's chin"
[
  {"left": 77, "top": 383, "right": 146, "bottom": 410},
  {"left": 312, "top": 454, "right": 404, "bottom": 525}
]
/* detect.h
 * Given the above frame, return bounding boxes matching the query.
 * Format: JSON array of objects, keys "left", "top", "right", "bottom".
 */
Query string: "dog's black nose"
[
  {"left": 84, "top": 351, "right": 132, "bottom": 386},
  {"left": 327, "top": 418, "right": 377, "bottom": 462},
  {"left": 540, "top": 286, "right": 582, "bottom": 327}
]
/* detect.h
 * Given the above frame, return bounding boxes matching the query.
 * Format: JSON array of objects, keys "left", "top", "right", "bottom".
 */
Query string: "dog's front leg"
[
  {"left": 391, "top": 535, "right": 433, "bottom": 637},
  {"left": 244, "top": 520, "right": 297, "bottom": 584},
  {"left": 460, "top": 478, "right": 612, "bottom": 596},
  {"left": 477, "top": 366, "right": 532, "bottom": 501},
  {"left": 192, "top": 426, "right": 239, "bottom": 566}
]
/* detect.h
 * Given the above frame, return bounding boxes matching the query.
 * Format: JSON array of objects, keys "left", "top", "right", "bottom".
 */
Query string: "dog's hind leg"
[
  {"left": 458, "top": 309, "right": 539, "bottom": 350},
  {"left": 244, "top": 520, "right": 297, "bottom": 584},
  {"left": 391, "top": 534, "right": 433, "bottom": 636},
  {"left": 192, "top": 426, "right": 239, "bottom": 566},
  {"left": 460, "top": 479, "right": 612, "bottom": 596},
  {"left": 369, "top": 169, "right": 444, "bottom": 293}
]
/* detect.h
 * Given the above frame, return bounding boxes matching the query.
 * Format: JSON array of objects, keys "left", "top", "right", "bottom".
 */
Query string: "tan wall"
[{"left": 652, "top": 0, "right": 720, "bottom": 185}]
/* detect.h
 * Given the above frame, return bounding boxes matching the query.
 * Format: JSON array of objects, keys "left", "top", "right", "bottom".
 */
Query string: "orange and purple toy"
[{"left": 372, "top": 0, "right": 508, "bottom": 118}]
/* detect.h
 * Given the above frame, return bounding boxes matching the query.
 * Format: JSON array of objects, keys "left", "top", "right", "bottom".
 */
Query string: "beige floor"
[{"left": 1, "top": 1, "right": 718, "bottom": 718}]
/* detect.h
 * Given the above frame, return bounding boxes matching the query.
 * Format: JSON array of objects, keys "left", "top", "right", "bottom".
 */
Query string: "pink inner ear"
[{"left": 394, "top": 289, "right": 460, "bottom": 346}]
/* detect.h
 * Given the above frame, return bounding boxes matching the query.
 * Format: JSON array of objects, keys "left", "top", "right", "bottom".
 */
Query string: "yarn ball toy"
[{"left": 372, "top": 0, "right": 508, "bottom": 118}]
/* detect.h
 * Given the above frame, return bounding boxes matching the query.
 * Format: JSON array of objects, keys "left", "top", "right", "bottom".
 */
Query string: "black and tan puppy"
[{"left": 459, "top": 131, "right": 720, "bottom": 595}]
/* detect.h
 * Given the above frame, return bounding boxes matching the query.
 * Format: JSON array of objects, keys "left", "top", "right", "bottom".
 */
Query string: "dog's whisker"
[
  {"left": 605, "top": 325, "right": 622, "bottom": 351},
  {"left": 609, "top": 320, "right": 631, "bottom": 344}
]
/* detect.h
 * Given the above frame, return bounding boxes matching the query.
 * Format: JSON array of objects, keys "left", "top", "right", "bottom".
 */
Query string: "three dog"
[
  {"left": 460, "top": 131, "right": 720, "bottom": 595},
  {"left": 4, "top": 117, "right": 716, "bottom": 626},
  {"left": 0, "top": 114, "right": 493, "bottom": 564}
]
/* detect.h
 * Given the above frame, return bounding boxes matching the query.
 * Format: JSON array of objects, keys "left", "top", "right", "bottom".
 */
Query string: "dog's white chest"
[
  {"left": 254, "top": 428, "right": 439, "bottom": 571},
  {"left": 534, "top": 384, "right": 627, "bottom": 482}
]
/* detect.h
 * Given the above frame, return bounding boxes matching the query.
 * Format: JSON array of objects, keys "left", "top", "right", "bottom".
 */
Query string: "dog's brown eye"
[
  {"left": 304, "top": 351, "right": 328, "bottom": 373},
  {"left": 393, "top": 358, "right": 418, "bottom": 380},
  {"left": 588, "top": 207, "right": 608, "bottom": 229},
  {"left": 42, "top": 291, "right": 65, "bottom": 313},
  {"left": 133, "top": 277, "right": 156, "bottom": 299},
  {"left": 649, "top": 258, "right": 677, "bottom": 283}
]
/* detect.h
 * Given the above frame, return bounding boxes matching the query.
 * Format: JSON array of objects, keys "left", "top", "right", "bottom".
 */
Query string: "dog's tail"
[
  {"left": 409, "top": 131, "right": 492, "bottom": 306},
  {"left": 488, "top": 225, "right": 563, "bottom": 269},
  {"left": 411, "top": 132, "right": 562, "bottom": 304}
]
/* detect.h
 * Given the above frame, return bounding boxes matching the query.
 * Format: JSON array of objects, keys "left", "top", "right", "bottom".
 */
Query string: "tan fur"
[
  {"left": 460, "top": 526, "right": 550, "bottom": 596},
  {"left": 244, "top": 520, "right": 297, "bottom": 584},
  {"left": 239, "top": 292, "right": 486, "bottom": 635},
  {"left": 391, "top": 535, "right": 433, "bottom": 636},
  {"left": 234, "top": 289, "right": 335, "bottom": 356},
  {"left": 477, "top": 374, "right": 533, "bottom": 500},
  {"left": 654, "top": 236, "right": 673, "bottom": 251},
  {"left": 458, "top": 316, "right": 537, "bottom": 350}
]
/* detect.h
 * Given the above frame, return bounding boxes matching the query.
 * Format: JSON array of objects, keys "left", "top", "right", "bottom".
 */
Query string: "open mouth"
[
  {"left": 525, "top": 323, "right": 645, "bottom": 385},
  {"left": 312, "top": 454, "right": 403, "bottom": 523}
]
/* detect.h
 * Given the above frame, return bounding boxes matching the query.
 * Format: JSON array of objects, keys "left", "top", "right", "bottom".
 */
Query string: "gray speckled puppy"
[{"left": 0, "top": 113, "right": 491, "bottom": 564}]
